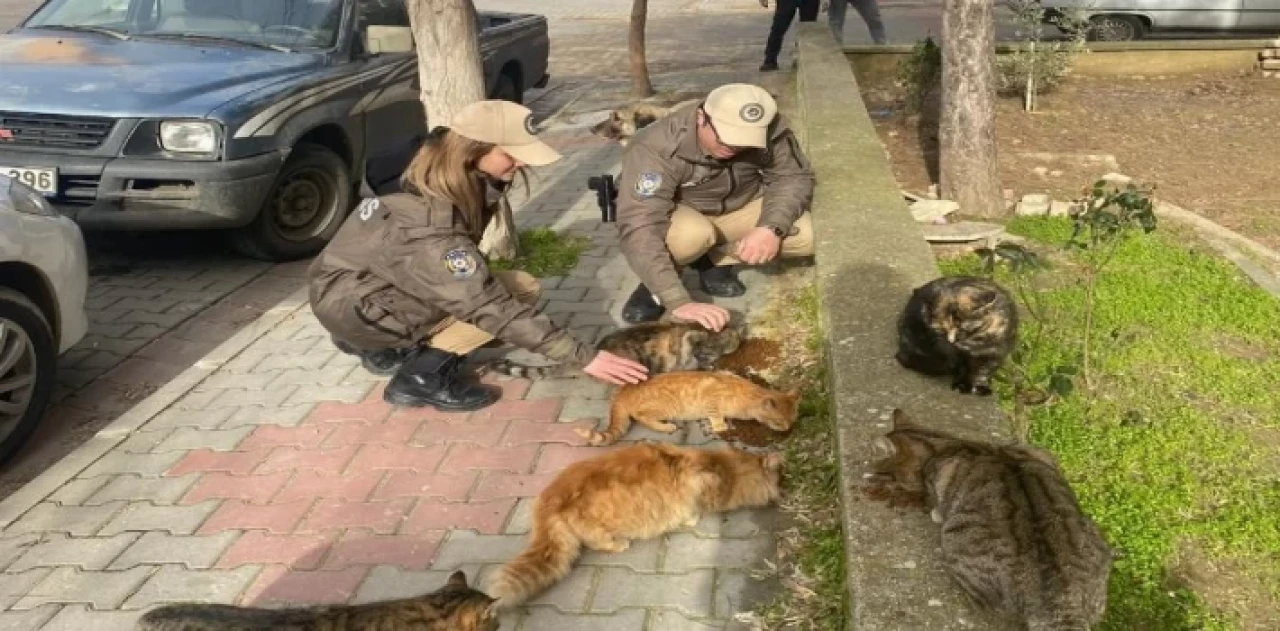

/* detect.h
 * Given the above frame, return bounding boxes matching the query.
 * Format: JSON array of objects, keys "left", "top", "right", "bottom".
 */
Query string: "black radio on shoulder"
[{"left": 587, "top": 174, "right": 618, "bottom": 223}]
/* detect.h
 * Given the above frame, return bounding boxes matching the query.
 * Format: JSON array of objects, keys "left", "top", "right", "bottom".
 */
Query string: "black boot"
[
  {"left": 759, "top": 59, "right": 779, "bottom": 72},
  {"left": 690, "top": 256, "right": 746, "bottom": 298},
  {"left": 332, "top": 337, "right": 413, "bottom": 377},
  {"left": 621, "top": 283, "right": 665, "bottom": 324},
  {"left": 383, "top": 347, "right": 501, "bottom": 411}
]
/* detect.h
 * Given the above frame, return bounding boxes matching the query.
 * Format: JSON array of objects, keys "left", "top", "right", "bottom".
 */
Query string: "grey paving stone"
[
  {"left": 284, "top": 383, "right": 373, "bottom": 407},
  {"left": 7, "top": 533, "right": 140, "bottom": 572},
  {"left": 661, "top": 534, "right": 774, "bottom": 573},
  {"left": 0, "top": 605, "right": 59, "bottom": 631},
  {"left": 712, "top": 570, "right": 778, "bottom": 620},
  {"left": 527, "top": 378, "right": 610, "bottom": 400},
  {"left": 114, "top": 430, "right": 174, "bottom": 454},
  {"left": 154, "top": 426, "right": 255, "bottom": 452},
  {"left": 504, "top": 498, "right": 535, "bottom": 535},
  {"left": 45, "top": 478, "right": 109, "bottom": 507},
  {"left": 558, "top": 396, "right": 611, "bottom": 423},
  {"left": 0, "top": 534, "right": 39, "bottom": 571},
  {"left": 4, "top": 502, "right": 126, "bottom": 537},
  {"left": 432, "top": 531, "right": 528, "bottom": 569},
  {"left": 38, "top": 605, "right": 145, "bottom": 631},
  {"left": 589, "top": 568, "right": 715, "bottom": 618},
  {"left": 11, "top": 566, "right": 154, "bottom": 610},
  {"left": 254, "top": 349, "right": 334, "bottom": 372},
  {"left": 476, "top": 563, "right": 595, "bottom": 613},
  {"left": 86, "top": 475, "right": 198, "bottom": 506},
  {"left": 209, "top": 386, "right": 300, "bottom": 410},
  {"left": 579, "top": 536, "right": 662, "bottom": 572},
  {"left": 110, "top": 531, "right": 240, "bottom": 571},
  {"left": 353, "top": 565, "right": 485, "bottom": 604},
  {"left": 0, "top": 568, "right": 52, "bottom": 609},
  {"left": 78, "top": 452, "right": 185, "bottom": 479},
  {"left": 122, "top": 565, "right": 260, "bottom": 609},
  {"left": 520, "top": 606, "right": 647, "bottom": 631},
  {"left": 691, "top": 510, "right": 779, "bottom": 539},
  {"left": 97, "top": 501, "right": 219, "bottom": 536},
  {"left": 144, "top": 407, "right": 236, "bottom": 431},
  {"left": 269, "top": 365, "right": 357, "bottom": 388},
  {"left": 222, "top": 404, "right": 315, "bottom": 428},
  {"left": 194, "top": 371, "right": 283, "bottom": 393},
  {"left": 648, "top": 611, "right": 733, "bottom": 630}
]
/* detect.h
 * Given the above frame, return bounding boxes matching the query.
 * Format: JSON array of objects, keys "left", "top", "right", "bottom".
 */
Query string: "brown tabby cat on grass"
[
  {"left": 576, "top": 370, "right": 800, "bottom": 446},
  {"left": 896, "top": 275, "right": 1019, "bottom": 396},
  {"left": 134, "top": 570, "right": 497, "bottom": 631},
  {"left": 486, "top": 320, "right": 743, "bottom": 379},
  {"left": 872, "top": 409, "right": 1112, "bottom": 631},
  {"left": 484, "top": 442, "right": 783, "bottom": 608}
]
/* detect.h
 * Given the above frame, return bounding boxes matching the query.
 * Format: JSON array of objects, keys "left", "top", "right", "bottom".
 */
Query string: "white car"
[{"left": 0, "top": 173, "right": 89, "bottom": 463}]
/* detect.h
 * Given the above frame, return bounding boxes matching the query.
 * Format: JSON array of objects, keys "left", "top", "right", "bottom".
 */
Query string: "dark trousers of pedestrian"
[{"left": 763, "top": 0, "right": 821, "bottom": 67}]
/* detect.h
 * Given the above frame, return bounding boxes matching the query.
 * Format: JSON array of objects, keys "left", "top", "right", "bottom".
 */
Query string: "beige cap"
[
  {"left": 449, "top": 100, "right": 562, "bottom": 166},
  {"left": 702, "top": 83, "right": 778, "bottom": 148}
]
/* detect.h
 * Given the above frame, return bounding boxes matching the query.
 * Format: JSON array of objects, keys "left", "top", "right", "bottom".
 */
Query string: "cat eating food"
[
  {"left": 134, "top": 570, "right": 498, "bottom": 631},
  {"left": 895, "top": 275, "right": 1019, "bottom": 396},
  {"left": 872, "top": 409, "right": 1113, "bottom": 630},
  {"left": 575, "top": 370, "right": 800, "bottom": 446},
  {"left": 485, "top": 442, "right": 783, "bottom": 608}
]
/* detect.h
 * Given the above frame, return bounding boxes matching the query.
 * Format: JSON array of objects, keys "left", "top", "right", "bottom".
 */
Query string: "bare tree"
[
  {"left": 630, "top": 0, "right": 655, "bottom": 98},
  {"left": 938, "top": 0, "right": 1004, "bottom": 218},
  {"left": 406, "top": 0, "right": 521, "bottom": 258}
]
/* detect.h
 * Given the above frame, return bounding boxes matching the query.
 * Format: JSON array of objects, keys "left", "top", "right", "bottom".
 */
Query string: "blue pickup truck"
[{"left": 0, "top": 0, "right": 551, "bottom": 261}]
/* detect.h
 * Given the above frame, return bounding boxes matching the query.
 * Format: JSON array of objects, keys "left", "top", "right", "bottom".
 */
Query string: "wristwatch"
[{"left": 767, "top": 225, "right": 786, "bottom": 238}]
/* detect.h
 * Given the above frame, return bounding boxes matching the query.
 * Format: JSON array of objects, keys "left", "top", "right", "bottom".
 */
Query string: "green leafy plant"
[
  {"left": 999, "top": 0, "right": 1092, "bottom": 111},
  {"left": 896, "top": 36, "right": 942, "bottom": 115},
  {"left": 486, "top": 227, "right": 591, "bottom": 278}
]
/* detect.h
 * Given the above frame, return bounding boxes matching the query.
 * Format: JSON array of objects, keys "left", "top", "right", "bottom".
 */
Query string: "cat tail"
[
  {"left": 482, "top": 358, "right": 583, "bottom": 380},
  {"left": 486, "top": 517, "right": 582, "bottom": 608},
  {"left": 573, "top": 397, "right": 630, "bottom": 446}
]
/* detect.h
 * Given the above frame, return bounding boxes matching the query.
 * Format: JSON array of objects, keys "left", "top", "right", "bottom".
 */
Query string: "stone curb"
[{"left": 0, "top": 286, "right": 312, "bottom": 532}]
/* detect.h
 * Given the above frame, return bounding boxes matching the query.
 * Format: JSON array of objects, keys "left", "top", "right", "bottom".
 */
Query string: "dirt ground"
[{"left": 860, "top": 71, "right": 1280, "bottom": 250}]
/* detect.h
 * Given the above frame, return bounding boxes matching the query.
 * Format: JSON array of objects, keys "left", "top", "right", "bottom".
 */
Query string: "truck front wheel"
[{"left": 231, "top": 142, "right": 352, "bottom": 262}]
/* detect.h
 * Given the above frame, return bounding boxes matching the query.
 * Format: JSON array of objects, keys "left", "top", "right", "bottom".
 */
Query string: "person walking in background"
[
  {"left": 826, "top": 0, "right": 888, "bottom": 45},
  {"left": 760, "top": 0, "right": 821, "bottom": 71}
]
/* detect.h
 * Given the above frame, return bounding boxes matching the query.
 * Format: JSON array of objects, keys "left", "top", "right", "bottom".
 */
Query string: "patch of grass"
[
  {"left": 942, "top": 216, "right": 1280, "bottom": 630},
  {"left": 486, "top": 227, "right": 591, "bottom": 278},
  {"left": 754, "top": 279, "right": 847, "bottom": 630}
]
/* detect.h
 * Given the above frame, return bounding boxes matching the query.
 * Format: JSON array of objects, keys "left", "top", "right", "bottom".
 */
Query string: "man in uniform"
[{"left": 614, "top": 83, "right": 816, "bottom": 327}]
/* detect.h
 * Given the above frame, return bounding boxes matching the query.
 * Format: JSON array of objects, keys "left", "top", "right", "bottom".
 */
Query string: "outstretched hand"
[
  {"left": 734, "top": 226, "right": 782, "bottom": 265},
  {"left": 671, "top": 302, "right": 731, "bottom": 332},
  {"left": 583, "top": 350, "right": 649, "bottom": 386}
]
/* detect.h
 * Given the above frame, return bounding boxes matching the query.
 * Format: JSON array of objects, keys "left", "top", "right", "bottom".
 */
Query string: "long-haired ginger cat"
[
  {"left": 576, "top": 370, "right": 800, "bottom": 446},
  {"left": 484, "top": 442, "right": 783, "bottom": 608}
]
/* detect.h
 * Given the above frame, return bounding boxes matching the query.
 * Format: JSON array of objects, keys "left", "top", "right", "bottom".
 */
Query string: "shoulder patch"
[
  {"left": 635, "top": 172, "right": 662, "bottom": 197},
  {"left": 355, "top": 197, "right": 381, "bottom": 221},
  {"left": 443, "top": 247, "right": 479, "bottom": 279}
]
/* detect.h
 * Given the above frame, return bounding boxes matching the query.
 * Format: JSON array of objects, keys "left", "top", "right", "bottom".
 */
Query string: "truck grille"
[{"left": 0, "top": 111, "right": 116, "bottom": 150}]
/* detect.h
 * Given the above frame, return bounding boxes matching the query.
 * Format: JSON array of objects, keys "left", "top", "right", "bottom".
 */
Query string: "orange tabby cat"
[
  {"left": 484, "top": 442, "right": 783, "bottom": 608},
  {"left": 575, "top": 371, "right": 801, "bottom": 446}
]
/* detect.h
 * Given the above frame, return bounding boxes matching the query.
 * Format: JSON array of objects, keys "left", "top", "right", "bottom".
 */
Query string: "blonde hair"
[{"left": 400, "top": 128, "right": 495, "bottom": 236}]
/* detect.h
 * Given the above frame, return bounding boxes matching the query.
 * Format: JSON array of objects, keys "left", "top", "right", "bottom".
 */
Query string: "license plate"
[{"left": 1, "top": 166, "right": 58, "bottom": 196}]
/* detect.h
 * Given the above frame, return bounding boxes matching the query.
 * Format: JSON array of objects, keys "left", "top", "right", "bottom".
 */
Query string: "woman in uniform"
[{"left": 308, "top": 100, "right": 648, "bottom": 412}]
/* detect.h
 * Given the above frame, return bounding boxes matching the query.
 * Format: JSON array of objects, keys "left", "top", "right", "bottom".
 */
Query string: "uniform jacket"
[
  {"left": 615, "top": 103, "right": 815, "bottom": 309},
  {"left": 308, "top": 145, "right": 594, "bottom": 366}
]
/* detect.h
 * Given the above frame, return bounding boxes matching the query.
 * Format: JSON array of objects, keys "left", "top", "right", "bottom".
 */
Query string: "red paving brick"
[
  {"left": 469, "top": 398, "right": 562, "bottom": 424},
  {"left": 241, "top": 566, "right": 369, "bottom": 606},
  {"left": 296, "top": 499, "right": 414, "bottom": 534},
  {"left": 324, "top": 532, "right": 441, "bottom": 570},
  {"left": 534, "top": 444, "right": 625, "bottom": 474},
  {"left": 471, "top": 473, "right": 559, "bottom": 501},
  {"left": 256, "top": 446, "right": 360, "bottom": 475},
  {"left": 372, "top": 471, "right": 478, "bottom": 502},
  {"left": 345, "top": 443, "right": 448, "bottom": 473},
  {"left": 167, "top": 448, "right": 270, "bottom": 476},
  {"left": 239, "top": 424, "right": 335, "bottom": 451},
  {"left": 411, "top": 419, "right": 509, "bottom": 447},
  {"left": 305, "top": 398, "right": 393, "bottom": 426},
  {"left": 274, "top": 471, "right": 386, "bottom": 503},
  {"left": 181, "top": 471, "right": 291, "bottom": 504},
  {"left": 401, "top": 499, "right": 517, "bottom": 536},
  {"left": 387, "top": 406, "right": 473, "bottom": 424},
  {"left": 199, "top": 500, "right": 315, "bottom": 535},
  {"left": 501, "top": 419, "right": 592, "bottom": 447},
  {"left": 322, "top": 417, "right": 422, "bottom": 448},
  {"left": 440, "top": 443, "right": 540, "bottom": 473},
  {"left": 217, "top": 531, "right": 334, "bottom": 570}
]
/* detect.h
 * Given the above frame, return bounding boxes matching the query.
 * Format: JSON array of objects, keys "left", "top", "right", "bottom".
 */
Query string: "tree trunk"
[
  {"left": 629, "top": 0, "right": 654, "bottom": 98},
  {"left": 406, "top": 0, "right": 520, "bottom": 259},
  {"left": 939, "top": 0, "right": 1004, "bottom": 218}
]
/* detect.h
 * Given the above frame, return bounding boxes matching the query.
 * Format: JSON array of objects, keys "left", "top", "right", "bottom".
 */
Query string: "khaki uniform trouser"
[
  {"left": 665, "top": 197, "right": 815, "bottom": 266},
  {"left": 426, "top": 270, "right": 541, "bottom": 355}
]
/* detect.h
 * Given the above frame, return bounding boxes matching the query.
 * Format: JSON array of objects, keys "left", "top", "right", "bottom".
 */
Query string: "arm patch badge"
[
  {"left": 635, "top": 172, "right": 662, "bottom": 197},
  {"left": 443, "top": 248, "right": 479, "bottom": 279}
]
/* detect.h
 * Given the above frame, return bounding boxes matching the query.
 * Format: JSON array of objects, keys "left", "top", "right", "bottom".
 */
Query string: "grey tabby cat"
[
  {"left": 872, "top": 409, "right": 1112, "bottom": 631},
  {"left": 134, "top": 570, "right": 498, "bottom": 631},
  {"left": 896, "top": 275, "right": 1019, "bottom": 396}
]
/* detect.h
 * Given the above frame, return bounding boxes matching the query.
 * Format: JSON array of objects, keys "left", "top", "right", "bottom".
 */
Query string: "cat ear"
[
  {"left": 891, "top": 408, "right": 916, "bottom": 430},
  {"left": 447, "top": 570, "right": 468, "bottom": 589},
  {"left": 763, "top": 397, "right": 778, "bottom": 410},
  {"left": 872, "top": 435, "right": 897, "bottom": 458}
]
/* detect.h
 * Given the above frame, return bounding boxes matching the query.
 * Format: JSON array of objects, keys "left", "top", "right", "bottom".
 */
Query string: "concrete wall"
[{"left": 793, "top": 23, "right": 1015, "bottom": 630}]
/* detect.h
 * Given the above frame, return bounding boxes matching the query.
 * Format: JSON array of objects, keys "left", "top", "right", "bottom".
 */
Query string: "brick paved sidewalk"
[{"left": 0, "top": 121, "right": 784, "bottom": 630}]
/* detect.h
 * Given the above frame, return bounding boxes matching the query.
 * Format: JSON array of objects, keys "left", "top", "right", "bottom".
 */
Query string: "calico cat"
[
  {"left": 486, "top": 320, "right": 743, "bottom": 380},
  {"left": 576, "top": 370, "right": 800, "bottom": 446},
  {"left": 895, "top": 275, "right": 1019, "bottom": 396},
  {"left": 485, "top": 442, "right": 783, "bottom": 608},
  {"left": 134, "top": 570, "right": 498, "bottom": 631},
  {"left": 872, "top": 409, "right": 1112, "bottom": 631}
]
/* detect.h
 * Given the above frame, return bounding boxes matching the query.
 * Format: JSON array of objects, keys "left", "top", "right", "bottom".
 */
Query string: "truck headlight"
[{"left": 159, "top": 121, "right": 218, "bottom": 154}]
